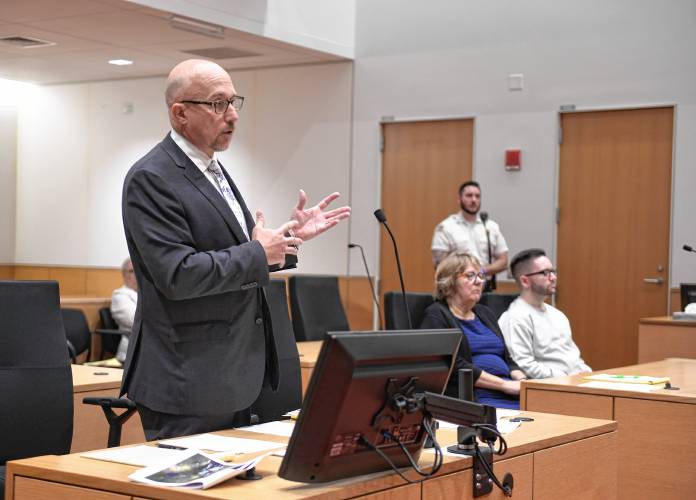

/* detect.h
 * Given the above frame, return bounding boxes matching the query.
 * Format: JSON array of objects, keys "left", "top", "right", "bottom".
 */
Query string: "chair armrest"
[
  {"left": 83, "top": 397, "right": 138, "bottom": 448},
  {"left": 83, "top": 396, "right": 136, "bottom": 410},
  {"left": 94, "top": 328, "right": 126, "bottom": 337}
]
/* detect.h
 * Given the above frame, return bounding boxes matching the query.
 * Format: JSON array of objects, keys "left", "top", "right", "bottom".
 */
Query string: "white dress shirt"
[{"left": 111, "top": 285, "right": 137, "bottom": 363}]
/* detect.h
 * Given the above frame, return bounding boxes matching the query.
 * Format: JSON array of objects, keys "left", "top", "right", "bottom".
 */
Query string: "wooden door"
[
  {"left": 557, "top": 107, "right": 673, "bottom": 369},
  {"left": 379, "top": 119, "right": 473, "bottom": 301}
]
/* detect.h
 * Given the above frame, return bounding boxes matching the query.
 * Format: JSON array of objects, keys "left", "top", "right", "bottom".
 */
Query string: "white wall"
[
  {"left": 132, "top": 0, "right": 355, "bottom": 58},
  {"left": 0, "top": 103, "right": 17, "bottom": 263},
  {"left": 15, "top": 61, "right": 352, "bottom": 272},
  {"left": 350, "top": 0, "right": 696, "bottom": 286}
]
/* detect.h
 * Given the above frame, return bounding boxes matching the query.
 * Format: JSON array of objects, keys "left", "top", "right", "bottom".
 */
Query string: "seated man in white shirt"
[
  {"left": 499, "top": 248, "right": 591, "bottom": 379},
  {"left": 111, "top": 257, "right": 138, "bottom": 363}
]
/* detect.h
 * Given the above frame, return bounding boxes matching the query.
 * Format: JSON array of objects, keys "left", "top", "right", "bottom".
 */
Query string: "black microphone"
[
  {"left": 684, "top": 244, "right": 696, "bottom": 253},
  {"left": 373, "top": 209, "right": 412, "bottom": 329},
  {"left": 348, "top": 243, "right": 382, "bottom": 327},
  {"left": 479, "top": 211, "right": 496, "bottom": 291}
]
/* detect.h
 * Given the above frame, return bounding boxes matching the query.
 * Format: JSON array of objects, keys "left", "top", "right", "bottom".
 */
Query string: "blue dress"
[{"left": 457, "top": 317, "right": 519, "bottom": 410}]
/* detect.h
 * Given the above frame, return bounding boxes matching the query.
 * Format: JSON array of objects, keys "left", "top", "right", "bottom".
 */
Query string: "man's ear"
[
  {"left": 171, "top": 103, "right": 187, "bottom": 125},
  {"left": 519, "top": 275, "right": 530, "bottom": 290}
]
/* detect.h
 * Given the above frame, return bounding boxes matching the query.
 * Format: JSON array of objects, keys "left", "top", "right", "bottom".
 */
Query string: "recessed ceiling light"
[{"left": 108, "top": 59, "right": 133, "bottom": 66}]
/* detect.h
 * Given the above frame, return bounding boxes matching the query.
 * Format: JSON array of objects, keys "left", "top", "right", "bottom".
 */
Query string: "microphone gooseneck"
[
  {"left": 348, "top": 242, "right": 382, "bottom": 328},
  {"left": 373, "top": 209, "right": 412, "bottom": 329},
  {"left": 478, "top": 211, "right": 495, "bottom": 291}
]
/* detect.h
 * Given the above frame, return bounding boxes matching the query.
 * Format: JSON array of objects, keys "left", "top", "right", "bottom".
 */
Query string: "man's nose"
[{"left": 225, "top": 106, "right": 239, "bottom": 122}]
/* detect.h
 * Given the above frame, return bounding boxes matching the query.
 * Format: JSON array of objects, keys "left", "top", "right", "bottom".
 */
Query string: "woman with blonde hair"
[{"left": 420, "top": 252, "right": 526, "bottom": 409}]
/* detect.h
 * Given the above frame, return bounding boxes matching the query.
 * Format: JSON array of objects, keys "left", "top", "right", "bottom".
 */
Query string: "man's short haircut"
[
  {"left": 458, "top": 180, "right": 480, "bottom": 196},
  {"left": 510, "top": 248, "right": 547, "bottom": 280},
  {"left": 120, "top": 257, "right": 132, "bottom": 274}
]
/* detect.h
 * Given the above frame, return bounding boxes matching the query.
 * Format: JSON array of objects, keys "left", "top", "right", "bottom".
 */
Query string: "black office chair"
[
  {"left": 250, "top": 279, "right": 302, "bottom": 423},
  {"left": 94, "top": 307, "right": 124, "bottom": 359},
  {"left": 288, "top": 275, "right": 350, "bottom": 341},
  {"left": 680, "top": 283, "right": 696, "bottom": 310},
  {"left": 0, "top": 281, "right": 73, "bottom": 497},
  {"left": 61, "top": 308, "right": 91, "bottom": 363},
  {"left": 82, "top": 307, "right": 137, "bottom": 447},
  {"left": 478, "top": 292, "right": 519, "bottom": 319},
  {"left": 384, "top": 291, "right": 435, "bottom": 330}
]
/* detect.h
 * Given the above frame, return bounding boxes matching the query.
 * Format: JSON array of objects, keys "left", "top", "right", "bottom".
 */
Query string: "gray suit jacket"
[{"left": 120, "top": 133, "right": 290, "bottom": 415}]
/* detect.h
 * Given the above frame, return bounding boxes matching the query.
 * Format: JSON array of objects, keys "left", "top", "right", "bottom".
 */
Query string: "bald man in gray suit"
[{"left": 121, "top": 59, "right": 349, "bottom": 440}]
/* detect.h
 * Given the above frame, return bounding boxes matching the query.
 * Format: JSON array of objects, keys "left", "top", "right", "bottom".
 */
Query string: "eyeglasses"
[
  {"left": 179, "top": 95, "right": 244, "bottom": 114},
  {"left": 458, "top": 271, "right": 487, "bottom": 283},
  {"left": 524, "top": 269, "right": 557, "bottom": 278}
]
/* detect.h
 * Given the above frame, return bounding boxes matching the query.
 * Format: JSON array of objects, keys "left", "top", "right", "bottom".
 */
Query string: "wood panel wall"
[
  {"left": 2, "top": 265, "right": 376, "bottom": 331},
  {"left": 4, "top": 264, "right": 678, "bottom": 329},
  {"left": 0, "top": 265, "right": 14, "bottom": 280}
]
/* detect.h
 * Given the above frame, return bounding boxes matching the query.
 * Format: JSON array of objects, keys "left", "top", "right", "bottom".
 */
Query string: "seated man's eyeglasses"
[
  {"left": 179, "top": 95, "right": 244, "bottom": 114},
  {"left": 524, "top": 269, "right": 557, "bottom": 278},
  {"left": 458, "top": 271, "right": 488, "bottom": 283}
]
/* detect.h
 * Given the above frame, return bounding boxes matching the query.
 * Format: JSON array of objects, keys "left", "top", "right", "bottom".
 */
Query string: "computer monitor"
[
  {"left": 680, "top": 283, "right": 696, "bottom": 310},
  {"left": 278, "top": 329, "right": 461, "bottom": 483}
]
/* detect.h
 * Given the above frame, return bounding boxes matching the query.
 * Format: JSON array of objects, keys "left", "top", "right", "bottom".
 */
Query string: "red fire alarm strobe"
[{"left": 505, "top": 149, "right": 521, "bottom": 171}]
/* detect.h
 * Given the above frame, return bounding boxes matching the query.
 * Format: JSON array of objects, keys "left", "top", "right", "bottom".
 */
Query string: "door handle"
[{"left": 643, "top": 277, "right": 664, "bottom": 284}]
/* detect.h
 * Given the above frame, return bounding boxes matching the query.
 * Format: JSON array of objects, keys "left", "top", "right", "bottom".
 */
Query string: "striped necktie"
[{"left": 207, "top": 160, "right": 250, "bottom": 240}]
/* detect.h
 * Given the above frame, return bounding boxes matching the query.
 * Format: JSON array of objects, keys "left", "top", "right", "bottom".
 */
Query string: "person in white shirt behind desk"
[
  {"left": 111, "top": 257, "right": 138, "bottom": 363},
  {"left": 499, "top": 248, "right": 591, "bottom": 379}
]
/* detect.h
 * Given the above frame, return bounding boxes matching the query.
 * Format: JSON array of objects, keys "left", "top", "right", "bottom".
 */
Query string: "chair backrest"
[
  {"left": 61, "top": 308, "right": 91, "bottom": 361},
  {"left": 251, "top": 279, "right": 302, "bottom": 423},
  {"left": 98, "top": 307, "right": 122, "bottom": 355},
  {"left": 478, "top": 292, "right": 519, "bottom": 319},
  {"left": 680, "top": 283, "right": 696, "bottom": 310},
  {"left": 384, "top": 291, "right": 435, "bottom": 330},
  {"left": 0, "top": 281, "right": 73, "bottom": 464},
  {"left": 288, "top": 275, "right": 350, "bottom": 341}
]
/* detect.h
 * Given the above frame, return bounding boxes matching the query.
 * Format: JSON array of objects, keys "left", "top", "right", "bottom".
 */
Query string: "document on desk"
[
  {"left": 159, "top": 433, "right": 285, "bottom": 454},
  {"left": 238, "top": 420, "right": 295, "bottom": 437},
  {"left": 579, "top": 381, "right": 659, "bottom": 392},
  {"left": 436, "top": 409, "right": 521, "bottom": 434},
  {"left": 129, "top": 450, "right": 270, "bottom": 489},
  {"left": 82, "top": 445, "right": 188, "bottom": 467},
  {"left": 583, "top": 373, "right": 669, "bottom": 385}
]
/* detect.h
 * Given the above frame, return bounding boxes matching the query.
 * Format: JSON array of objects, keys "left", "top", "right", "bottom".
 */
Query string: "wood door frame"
[
  {"left": 553, "top": 103, "right": 677, "bottom": 311},
  {"left": 375, "top": 115, "right": 477, "bottom": 300}
]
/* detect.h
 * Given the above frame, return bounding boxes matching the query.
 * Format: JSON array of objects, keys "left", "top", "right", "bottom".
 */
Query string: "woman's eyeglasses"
[{"left": 458, "top": 271, "right": 487, "bottom": 283}]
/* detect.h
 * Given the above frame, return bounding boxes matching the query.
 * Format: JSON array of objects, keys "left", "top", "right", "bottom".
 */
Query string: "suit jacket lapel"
[{"left": 161, "top": 134, "right": 250, "bottom": 244}]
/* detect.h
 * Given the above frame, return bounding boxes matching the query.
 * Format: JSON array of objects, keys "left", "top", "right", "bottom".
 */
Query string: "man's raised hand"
[
  {"left": 290, "top": 190, "right": 351, "bottom": 241},
  {"left": 252, "top": 210, "right": 303, "bottom": 266}
]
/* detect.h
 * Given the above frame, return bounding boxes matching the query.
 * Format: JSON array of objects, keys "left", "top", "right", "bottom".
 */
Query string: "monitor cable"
[{"left": 358, "top": 418, "right": 443, "bottom": 484}]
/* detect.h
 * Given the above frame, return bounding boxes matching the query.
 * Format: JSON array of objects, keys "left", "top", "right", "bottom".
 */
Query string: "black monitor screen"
[
  {"left": 278, "top": 329, "right": 461, "bottom": 483},
  {"left": 681, "top": 283, "right": 696, "bottom": 310}
]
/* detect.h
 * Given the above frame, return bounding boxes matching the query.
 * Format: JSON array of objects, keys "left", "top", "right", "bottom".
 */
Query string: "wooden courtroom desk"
[
  {"left": 520, "top": 358, "right": 696, "bottom": 500},
  {"left": 71, "top": 365, "right": 144, "bottom": 452},
  {"left": 638, "top": 316, "right": 696, "bottom": 362},
  {"left": 6, "top": 411, "right": 617, "bottom": 500},
  {"left": 296, "top": 340, "right": 322, "bottom": 396}
]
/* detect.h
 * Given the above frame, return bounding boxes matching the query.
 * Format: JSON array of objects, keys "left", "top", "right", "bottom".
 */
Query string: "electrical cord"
[
  {"left": 358, "top": 436, "right": 420, "bottom": 484},
  {"left": 384, "top": 420, "right": 443, "bottom": 477},
  {"left": 359, "top": 419, "right": 444, "bottom": 485}
]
